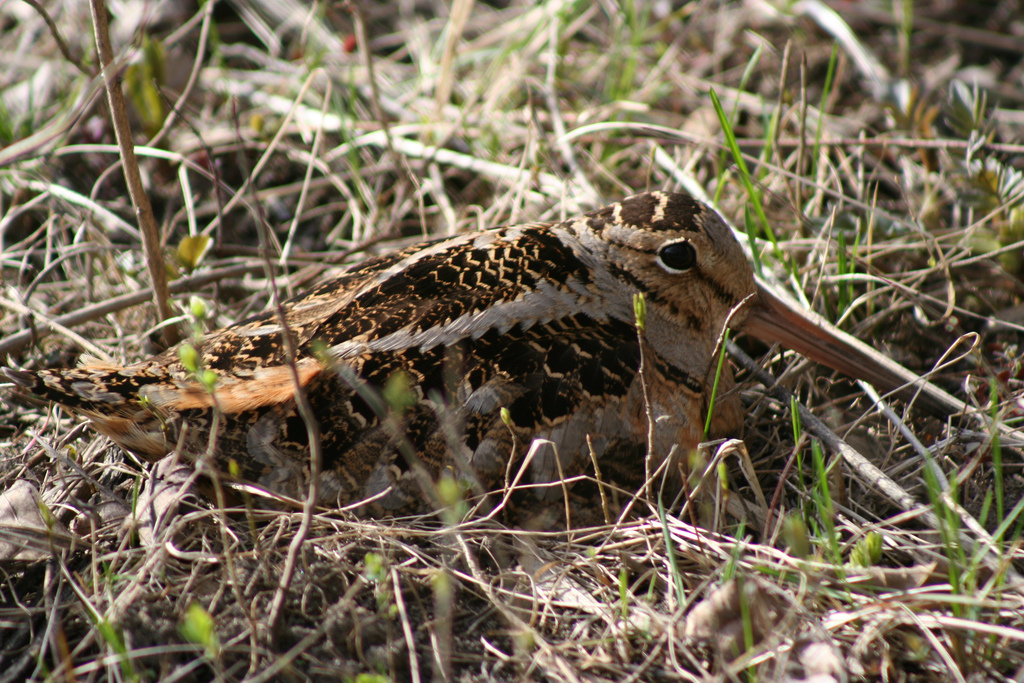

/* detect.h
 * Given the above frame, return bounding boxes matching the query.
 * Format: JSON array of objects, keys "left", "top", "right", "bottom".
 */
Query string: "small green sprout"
[
  {"left": 633, "top": 292, "right": 647, "bottom": 333},
  {"left": 178, "top": 343, "right": 199, "bottom": 373},
  {"left": 180, "top": 602, "right": 220, "bottom": 659},
  {"left": 363, "top": 552, "right": 386, "bottom": 582},
  {"left": 783, "top": 515, "right": 810, "bottom": 560},
  {"left": 382, "top": 371, "right": 417, "bottom": 415},
  {"left": 849, "top": 531, "right": 883, "bottom": 568}
]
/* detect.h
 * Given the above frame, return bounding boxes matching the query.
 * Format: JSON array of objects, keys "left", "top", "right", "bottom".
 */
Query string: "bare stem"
[{"left": 89, "top": 0, "right": 179, "bottom": 348}]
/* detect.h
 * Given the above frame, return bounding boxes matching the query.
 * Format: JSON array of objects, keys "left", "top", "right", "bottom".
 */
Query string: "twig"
[
  {"left": 23, "top": 0, "right": 90, "bottom": 74},
  {"left": 728, "top": 340, "right": 1024, "bottom": 591},
  {"left": 236, "top": 91, "right": 325, "bottom": 642},
  {"left": 351, "top": 1, "right": 421, "bottom": 232},
  {"left": 0, "top": 264, "right": 261, "bottom": 357},
  {"left": 391, "top": 568, "right": 422, "bottom": 683},
  {"left": 796, "top": 52, "right": 807, "bottom": 219},
  {"left": 89, "top": 0, "right": 178, "bottom": 348},
  {"left": 452, "top": 532, "right": 583, "bottom": 683},
  {"left": 859, "top": 382, "right": 950, "bottom": 490},
  {"left": 244, "top": 577, "right": 367, "bottom": 683},
  {"left": 0, "top": 76, "right": 106, "bottom": 170},
  {"left": 0, "top": 296, "right": 113, "bottom": 362},
  {"left": 633, "top": 295, "right": 656, "bottom": 504}
]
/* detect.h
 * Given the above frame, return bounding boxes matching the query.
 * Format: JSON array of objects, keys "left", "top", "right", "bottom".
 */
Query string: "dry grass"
[{"left": 2, "top": 0, "right": 1024, "bottom": 681}]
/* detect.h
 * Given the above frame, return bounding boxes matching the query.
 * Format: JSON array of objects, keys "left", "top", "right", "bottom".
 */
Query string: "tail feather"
[
  {"left": 3, "top": 367, "right": 40, "bottom": 392},
  {"left": 4, "top": 364, "right": 169, "bottom": 411},
  {"left": 4, "top": 359, "right": 325, "bottom": 461},
  {"left": 4, "top": 364, "right": 178, "bottom": 459}
]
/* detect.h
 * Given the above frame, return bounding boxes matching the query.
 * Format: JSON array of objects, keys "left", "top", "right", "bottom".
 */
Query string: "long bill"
[{"left": 737, "top": 281, "right": 971, "bottom": 421}]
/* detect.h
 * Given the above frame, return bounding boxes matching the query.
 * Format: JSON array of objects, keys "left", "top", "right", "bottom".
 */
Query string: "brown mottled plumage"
[{"left": 7, "top": 192, "right": 758, "bottom": 518}]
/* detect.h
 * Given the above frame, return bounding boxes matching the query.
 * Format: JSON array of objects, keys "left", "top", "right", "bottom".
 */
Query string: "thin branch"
[
  {"left": 23, "top": 0, "right": 90, "bottom": 75},
  {"left": 0, "top": 264, "right": 260, "bottom": 357},
  {"left": 89, "top": 0, "right": 179, "bottom": 347},
  {"left": 232, "top": 92, "right": 326, "bottom": 643},
  {"left": 728, "top": 340, "right": 1024, "bottom": 593}
]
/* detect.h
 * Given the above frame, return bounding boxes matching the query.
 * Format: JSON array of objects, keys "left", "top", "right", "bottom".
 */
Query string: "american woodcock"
[{"left": 4, "top": 191, "right": 960, "bottom": 519}]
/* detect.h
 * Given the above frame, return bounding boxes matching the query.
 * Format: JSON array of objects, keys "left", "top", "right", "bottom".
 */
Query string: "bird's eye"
[{"left": 657, "top": 241, "right": 697, "bottom": 272}]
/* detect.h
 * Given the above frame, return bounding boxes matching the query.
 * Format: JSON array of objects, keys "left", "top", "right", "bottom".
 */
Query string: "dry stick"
[
  {"left": 772, "top": 40, "right": 792, "bottom": 206},
  {"left": 351, "top": 2, "right": 421, "bottom": 225},
  {"left": 452, "top": 532, "right": 584, "bottom": 683},
  {"left": 189, "top": 392, "right": 256, "bottom": 679},
  {"left": 89, "top": 0, "right": 178, "bottom": 348},
  {"left": 827, "top": 0, "right": 1024, "bottom": 54},
  {"left": 245, "top": 578, "right": 367, "bottom": 683},
  {"left": 859, "top": 382, "right": 950, "bottom": 490},
  {"left": 858, "top": 381, "right": 1018, "bottom": 572},
  {"left": 727, "top": 340, "right": 1024, "bottom": 590},
  {"left": 584, "top": 132, "right": 1024, "bottom": 157},
  {"left": 434, "top": 0, "right": 474, "bottom": 119},
  {"left": 634, "top": 301, "right": 656, "bottom": 504},
  {"left": 0, "top": 297, "right": 113, "bottom": 363},
  {"left": 162, "top": 75, "right": 326, "bottom": 243},
  {"left": 585, "top": 434, "right": 613, "bottom": 525},
  {"left": 429, "top": 566, "right": 454, "bottom": 683},
  {"left": 21, "top": 243, "right": 113, "bottom": 304},
  {"left": 279, "top": 83, "right": 330, "bottom": 273},
  {"left": 0, "top": 263, "right": 261, "bottom": 357},
  {"left": 791, "top": 136, "right": 1024, "bottom": 154},
  {"left": 796, "top": 51, "right": 808, "bottom": 226},
  {"left": 22, "top": 0, "right": 90, "bottom": 74},
  {"left": 390, "top": 568, "right": 422, "bottom": 683},
  {"left": 240, "top": 90, "right": 326, "bottom": 642}
]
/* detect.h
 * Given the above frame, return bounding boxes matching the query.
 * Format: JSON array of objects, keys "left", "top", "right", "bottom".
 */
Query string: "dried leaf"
[
  {"left": 682, "top": 578, "right": 779, "bottom": 659},
  {"left": 0, "top": 480, "right": 71, "bottom": 561},
  {"left": 133, "top": 458, "right": 196, "bottom": 547},
  {"left": 846, "top": 563, "right": 939, "bottom": 591},
  {"left": 795, "top": 639, "right": 847, "bottom": 682}
]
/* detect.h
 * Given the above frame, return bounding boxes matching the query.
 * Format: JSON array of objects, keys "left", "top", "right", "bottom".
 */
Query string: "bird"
[{"left": 3, "top": 190, "right": 961, "bottom": 522}]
